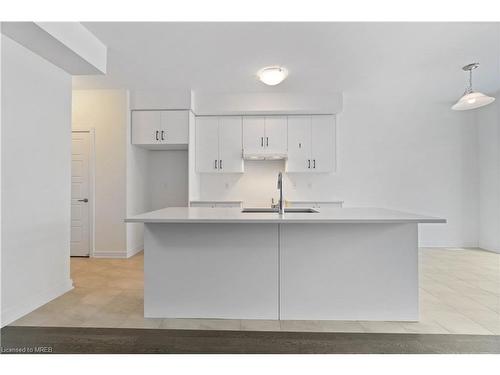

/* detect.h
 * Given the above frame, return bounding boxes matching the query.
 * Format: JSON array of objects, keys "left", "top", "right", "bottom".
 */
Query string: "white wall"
[
  {"left": 192, "top": 91, "right": 342, "bottom": 115},
  {"left": 130, "top": 89, "right": 191, "bottom": 110},
  {"left": 126, "top": 110, "right": 149, "bottom": 257},
  {"left": 148, "top": 151, "right": 188, "bottom": 210},
  {"left": 477, "top": 95, "right": 500, "bottom": 253},
  {"left": 72, "top": 89, "right": 128, "bottom": 257},
  {"left": 198, "top": 86, "right": 479, "bottom": 248},
  {"left": 1, "top": 35, "right": 73, "bottom": 326},
  {"left": 126, "top": 148, "right": 188, "bottom": 255},
  {"left": 188, "top": 111, "right": 200, "bottom": 202}
]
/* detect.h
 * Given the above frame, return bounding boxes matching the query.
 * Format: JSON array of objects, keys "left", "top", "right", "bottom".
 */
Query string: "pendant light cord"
[{"left": 468, "top": 69, "right": 473, "bottom": 93}]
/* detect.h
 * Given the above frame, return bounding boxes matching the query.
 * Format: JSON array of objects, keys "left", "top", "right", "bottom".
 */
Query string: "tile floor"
[{"left": 11, "top": 248, "right": 500, "bottom": 334}]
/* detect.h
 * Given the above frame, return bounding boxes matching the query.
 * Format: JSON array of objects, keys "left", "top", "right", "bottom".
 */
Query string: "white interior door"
[
  {"left": 311, "top": 115, "right": 335, "bottom": 172},
  {"left": 286, "top": 116, "right": 311, "bottom": 172},
  {"left": 71, "top": 132, "right": 91, "bottom": 256},
  {"left": 264, "top": 116, "right": 287, "bottom": 153},
  {"left": 242, "top": 116, "right": 265, "bottom": 154},
  {"left": 219, "top": 116, "right": 243, "bottom": 173}
]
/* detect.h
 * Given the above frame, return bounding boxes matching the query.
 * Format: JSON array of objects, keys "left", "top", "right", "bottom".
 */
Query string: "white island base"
[{"left": 140, "top": 215, "right": 434, "bottom": 321}]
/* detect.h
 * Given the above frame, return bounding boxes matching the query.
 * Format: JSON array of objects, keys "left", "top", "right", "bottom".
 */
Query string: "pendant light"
[{"left": 452, "top": 63, "right": 495, "bottom": 111}]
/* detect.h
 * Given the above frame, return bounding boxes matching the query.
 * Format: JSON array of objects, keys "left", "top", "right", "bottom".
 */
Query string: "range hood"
[{"left": 243, "top": 152, "right": 288, "bottom": 161}]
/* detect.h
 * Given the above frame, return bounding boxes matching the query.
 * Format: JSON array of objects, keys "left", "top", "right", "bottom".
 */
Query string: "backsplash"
[{"left": 199, "top": 160, "right": 339, "bottom": 207}]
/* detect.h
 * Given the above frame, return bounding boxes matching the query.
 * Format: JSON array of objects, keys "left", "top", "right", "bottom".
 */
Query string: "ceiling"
[{"left": 74, "top": 22, "right": 500, "bottom": 100}]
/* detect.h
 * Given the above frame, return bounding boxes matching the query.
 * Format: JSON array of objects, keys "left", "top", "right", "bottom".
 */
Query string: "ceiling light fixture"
[
  {"left": 452, "top": 63, "right": 495, "bottom": 111},
  {"left": 257, "top": 66, "right": 288, "bottom": 86}
]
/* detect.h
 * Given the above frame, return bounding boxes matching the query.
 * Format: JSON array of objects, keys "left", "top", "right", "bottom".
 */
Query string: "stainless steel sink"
[{"left": 241, "top": 208, "right": 319, "bottom": 213}]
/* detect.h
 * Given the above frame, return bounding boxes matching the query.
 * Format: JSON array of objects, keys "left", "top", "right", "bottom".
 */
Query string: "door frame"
[{"left": 72, "top": 127, "right": 96, "bottom": 257}]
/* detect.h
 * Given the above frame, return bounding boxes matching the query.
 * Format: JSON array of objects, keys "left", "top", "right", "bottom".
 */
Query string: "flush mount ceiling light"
[
  {"left": 257, "top": 66, "right": 288, "bottom": 86},
  {"left": 452, "top": 63, "right": 495, "bottom": 111}
]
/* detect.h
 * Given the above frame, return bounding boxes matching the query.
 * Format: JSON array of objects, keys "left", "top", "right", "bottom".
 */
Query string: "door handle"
[
  {"left": 261, "top": 137, "right": 264, "bottom": 147},
  {"left": 307, "top": 159, "right": 311, "bottom": 169},
  {"left": 266, "top": 137, "right": 269, "bottom": 147},
  {"left": 155, "top": 130, "right": 159, "bottom": 141},
  {"left": 313, "top": 159, "right": 316, "bottom": 169},
  {"left": 161, "top": 130, "right": 165, "bottom": 141},
  {"left": 219, "top": 160, "right": 223, "bottom": 169},
  {"left": 214, "top": 159, "right": 218, "bottom": 169},
  {"left": 78, "top": 198, "right": 88, "bottom": 203}
]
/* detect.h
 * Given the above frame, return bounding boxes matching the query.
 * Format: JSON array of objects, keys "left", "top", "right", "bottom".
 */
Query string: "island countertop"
[{"left": 125, "top": 207, "right": 446, "bottom": 224}]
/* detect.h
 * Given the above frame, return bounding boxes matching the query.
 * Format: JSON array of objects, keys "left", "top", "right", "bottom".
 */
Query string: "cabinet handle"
[
  {"left": 155, "top": 130, "right": 159, "bottom": 141},
  {"left": 266, "top": 137, "right": 269, "bottom": 147},
  {"left": 261, "top": 137, "right": 264, "bottom": 147},
  {"left": 214, "top": 160, "right": 218, "bottom": 169},
  {"left": 313, "top": 159, "right": 316, "bottom": 169},
  {"left": 308, "top": 159, "right": 311, "bottom": 169},
  {"left": 219, "top": 159, "right": 223, "bottom": 169},
  {"left": 161, "top": 130, "right": 165, "bottom": 141}
]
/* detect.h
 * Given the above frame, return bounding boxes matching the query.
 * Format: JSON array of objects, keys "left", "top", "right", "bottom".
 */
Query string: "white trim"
[
  {"left": 92, "top": 251, "right": 129, "bottom": 259},
  {"left": 72, "top": 127, "right": 96, "bottom": 257},
  {"left": 1, "top": 279, "right": 73, "bottom": 327},
  {"left": 127, "top": 246, "right": 144, "bottom": 258},
  {"left": 418, "top": 243, "right": 480, "bottom": 249},
  {"left": 477, "top": 247, "right": 500, "bottom": 254}
]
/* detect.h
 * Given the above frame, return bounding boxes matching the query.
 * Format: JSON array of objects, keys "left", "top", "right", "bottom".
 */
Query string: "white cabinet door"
[
  {"left": 286, "top": 116, "right": 311, "bottom": 172},
  {"left": 219, "top": 116, "right": 243, "bottom": 173},
  {"left": 243, "top": 116, "right": 265, "bottom": 154},
  {"left": 161, "top": 110, "right": 188, "bottom": 144},
  {"left": 311, "top": 115, "right": 335, "bottom": 172},
  {"left": 132, "top": 111, "right": 161, "bottom": 144},
  {"left": 196, "top": 116, "right": 220, "bottom": 173},
  {"left": 265, "top": 116, "right": 287, "bottom": 153}
]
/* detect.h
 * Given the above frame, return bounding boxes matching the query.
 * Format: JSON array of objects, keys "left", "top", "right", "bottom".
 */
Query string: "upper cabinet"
[
  {"left": 193, "top": 114, "right": 335, "bottom": 174},
  {"left": 132, "top": 110, "right": 189, "bottom": 150},
  {"left": 196, "top": 116, "right": 243, "bottom": 173},
  {"left": 242, "top": 116, "right": 287, "bottom": 155},
  {"left": 286, "top": 115, "right": 336, "bottom": 173}
]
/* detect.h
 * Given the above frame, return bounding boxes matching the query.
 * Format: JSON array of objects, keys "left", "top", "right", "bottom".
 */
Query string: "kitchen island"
[{"left": 126, "top": 207, "right": 445, "bottom": 321}]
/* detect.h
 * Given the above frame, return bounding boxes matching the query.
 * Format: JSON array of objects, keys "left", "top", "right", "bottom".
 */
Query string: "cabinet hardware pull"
[
  {"left": 214, "top": 160, "right": 218, "bottom": 169},
  {"left": 155, "top": 130, "right": 159, "bottom": 141},
  {"left": 308, "top": 159, "right": 311, "bottom": 169},
  {"left": 313, "top": 159, "right": 316, "bottom": 169},
  {"left": 161, "top": 130, "right": 165, "bottom": 141},
  {"left": 219, "top": 160, "right": 223, "bottom": 169},
  {"left": 78, "top": 198, "right": 88, "bottom": 203},
  {"left": 266, "top": 137, "right": 269, "bottom": 147},
  {"left": 261, "top": 137, "right": 264, "bottom": 147}
]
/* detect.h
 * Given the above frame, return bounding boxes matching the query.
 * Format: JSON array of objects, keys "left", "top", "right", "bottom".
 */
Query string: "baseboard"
[
  {"left": 1, "top": 279, "right": 73, "bottom": 327},
  {"left": 93, "top": 248, "right": 143, "bottom": 259},
  {"left": 127, "top": 246, "right": 143, "bottom": 258},
  {"left": 418, "top": 243, "right": 479, "bottom": 249},
  {"left": 477, "top": 246, "right": 500, "bottom": 254},
  {"left": 92, "top": 251, "right": 128, "bottom": 259}
]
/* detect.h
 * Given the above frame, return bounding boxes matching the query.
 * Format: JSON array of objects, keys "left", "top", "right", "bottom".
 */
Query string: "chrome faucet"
[{"left": 277, "top": 172, "right": 284, "bottom": 214}]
